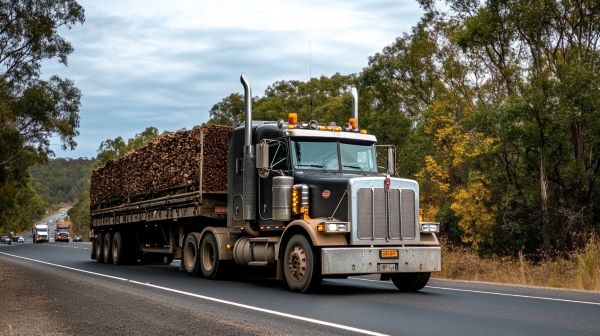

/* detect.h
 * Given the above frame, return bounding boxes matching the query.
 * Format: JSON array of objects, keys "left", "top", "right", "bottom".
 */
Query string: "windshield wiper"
[
  {"left": 342, "top": 164, "right": 367, "bottom": 176},
  {"left": 297, "top": 164, "right": 325, "bottom": 168},
  {"left": 297, "top": 163, "right": 328, "bottom": 173}
]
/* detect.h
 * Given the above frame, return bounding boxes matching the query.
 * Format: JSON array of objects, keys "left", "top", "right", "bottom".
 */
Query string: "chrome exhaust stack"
[
  {"left": 240, "top": 75, "right": 256, "bottom": 222},
  {"left": 351, "top": 87, "right": 358, "bottom": 130}
]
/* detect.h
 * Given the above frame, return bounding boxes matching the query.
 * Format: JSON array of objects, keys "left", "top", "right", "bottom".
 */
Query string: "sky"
[{"left": 44, "top": 0, "right": 424, "bottom": 158}]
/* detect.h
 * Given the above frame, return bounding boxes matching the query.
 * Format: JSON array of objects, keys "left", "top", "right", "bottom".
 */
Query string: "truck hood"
[{"left": 293, "top": 171, "right": 376, "bottom": 221}]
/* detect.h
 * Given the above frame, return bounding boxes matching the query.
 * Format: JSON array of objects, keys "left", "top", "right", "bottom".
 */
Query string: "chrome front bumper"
[{"left": 321, "top": 246, "right": 441, "bottom": 275}]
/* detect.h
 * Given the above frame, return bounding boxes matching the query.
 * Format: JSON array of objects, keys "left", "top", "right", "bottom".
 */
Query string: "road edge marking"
[
  {"left": 0, "top": 252, "right": 389, "bottom": 336},
  {"left": 351, "top": 277, "right": 600, "bottom": 306}
]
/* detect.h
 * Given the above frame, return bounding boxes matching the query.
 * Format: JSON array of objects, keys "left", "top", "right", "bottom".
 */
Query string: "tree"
[
  {"left": 207, "top": 74, "right": 358, "bottom": 127},
  {"left": 96, "top": 126, "right": 162, "bottom": 165},
  {"left": 255, "top": 74, "right": 357, "bottom": 124},
  {"left": 0, "top": 0, "right": 85, "bottom": 89},
  {"left": 0, "top": 0, "right": 84, "bottom": 231},
  {"left": 420, "top": 0, "right": 600, "bottom": 254},
  {"left": 207, "top": 93, "right": 245, "bottom": 126}
]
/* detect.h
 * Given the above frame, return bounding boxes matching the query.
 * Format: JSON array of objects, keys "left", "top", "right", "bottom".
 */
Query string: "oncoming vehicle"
[
  {"left": 32, "top": 224, "right": 49, "bottom": 243},
  {"left": 55, "top": 219, "right": 72, "bottom": 242}
]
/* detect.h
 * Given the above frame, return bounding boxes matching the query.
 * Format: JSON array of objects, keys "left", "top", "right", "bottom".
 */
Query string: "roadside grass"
[{"left": 434, "top": 236, "right": 600, "bottom": 291}]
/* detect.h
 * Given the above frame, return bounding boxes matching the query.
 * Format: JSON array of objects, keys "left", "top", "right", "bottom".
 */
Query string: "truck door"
[{"left": 258, "top": 139, "right": 289, "bottom": 224}]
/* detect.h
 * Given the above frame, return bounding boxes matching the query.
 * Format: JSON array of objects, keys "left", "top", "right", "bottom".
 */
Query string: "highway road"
[{"left": 1, "top": 241, "right": 599, "bottom": 336}]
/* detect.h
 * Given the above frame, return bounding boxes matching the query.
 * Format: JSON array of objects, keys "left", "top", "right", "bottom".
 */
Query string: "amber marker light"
[
  {"left": 360, "top": 129, "right": 368, "bottom": 134},
  {"left": 288, "top": 112, "right": 298, "bottom": 125}
]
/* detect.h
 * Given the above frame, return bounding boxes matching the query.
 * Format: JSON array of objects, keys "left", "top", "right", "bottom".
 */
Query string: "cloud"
[{"left": 43, "top": 0, "right": 423, "bottom": 158}]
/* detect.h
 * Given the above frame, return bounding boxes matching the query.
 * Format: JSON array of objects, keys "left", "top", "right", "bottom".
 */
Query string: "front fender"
[
  {"left": 276, "top": 218, "right": 347, "bottom": 256},
  {"left": 275, "top": 218, "right": 348, "bottom": 280}
]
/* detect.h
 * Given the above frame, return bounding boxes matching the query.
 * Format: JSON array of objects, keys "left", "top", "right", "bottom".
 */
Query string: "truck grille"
[{"left": 356, "top": 188, "right": 416, "bottom": 241}]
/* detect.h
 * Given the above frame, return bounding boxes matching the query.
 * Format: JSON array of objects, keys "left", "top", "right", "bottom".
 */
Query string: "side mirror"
[
  {"left": 256, "top": 140, "right": 269, "bottom": 178},
  {"left": 387, "top": 146, "right": 396, "bottom": 176}
]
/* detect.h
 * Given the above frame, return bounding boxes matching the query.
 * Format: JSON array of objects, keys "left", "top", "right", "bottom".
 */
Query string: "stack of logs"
[{"left": 90, "top": 125, "right": 233, "bottom": 208}]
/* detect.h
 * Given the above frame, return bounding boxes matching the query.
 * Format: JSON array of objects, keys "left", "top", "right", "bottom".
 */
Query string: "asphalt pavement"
[{"left": 1, "top": 241, "right": 598, "bottom": 336}]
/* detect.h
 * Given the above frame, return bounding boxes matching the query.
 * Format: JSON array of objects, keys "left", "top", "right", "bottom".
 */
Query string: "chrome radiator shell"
[{"left": 348, "top": 177, "right": 420, "bottom": 245}]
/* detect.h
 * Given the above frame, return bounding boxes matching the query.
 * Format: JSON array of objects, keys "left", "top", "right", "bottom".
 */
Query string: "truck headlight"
[
  {"left": 317, "top": 221, "right": 350, "bottom": 233},
  {"left": 420, "top": 222, "right": 440, "bottom": 233}
]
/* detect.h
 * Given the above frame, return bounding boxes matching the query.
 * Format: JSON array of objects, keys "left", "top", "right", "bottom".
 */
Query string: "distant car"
[
  {"left": 1, "top": 236, "right": 10, "bottom": 244},
  {"left": 16, "top": 236, "right": 24, "bottom": 243},
  {"left": 72, "top": 235, "right": 83, "bottom": 242}
]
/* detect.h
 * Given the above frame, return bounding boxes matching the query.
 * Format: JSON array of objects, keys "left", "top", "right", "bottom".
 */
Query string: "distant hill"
[{"left": 29, "top": 158, "right": 97, "bottom": 208}]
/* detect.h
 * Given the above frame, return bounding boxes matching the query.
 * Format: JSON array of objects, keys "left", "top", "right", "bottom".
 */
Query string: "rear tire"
[
  {"left": 182, "top": 233, "right": 201, "bottom": 277},
  {"left": 91, "top": 237, "right": 97, "bottom": 260},
  {"left": 390, "top": 272, "right": 431, "bottom": 291},
  {"left": 103, "top": 232, "right": 113, "bottom": 264},
  {"left": 111, "top": 232, "right": 125, "bottom": 265},
  {"left": 199, "top": 233, "right": 224, "bottom": 279},
  {"left": 95, "top": 233, "right": 105, "bottom": 264},
  {"left": 283, "top": 234, "right": 321, "bottom": 293}
]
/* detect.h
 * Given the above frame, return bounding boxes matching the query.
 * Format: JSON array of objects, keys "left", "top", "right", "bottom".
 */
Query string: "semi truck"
[
  {"left": 32, "top": 223, "right": 49, "bottom": 243},
  {"left": 90, "top": 76, "right": 441, "bottom": 293},
  {"left": 55, "top": 218, "right": 71, "bottom": 242}
]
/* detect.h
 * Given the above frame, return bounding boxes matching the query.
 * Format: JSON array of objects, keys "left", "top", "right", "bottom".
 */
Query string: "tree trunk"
[
  {"left": 540, "top": 152, "right": 551, "bottom": 256},
  {"left": 570, "top": 120, "right": 586, "bottom": 168}
]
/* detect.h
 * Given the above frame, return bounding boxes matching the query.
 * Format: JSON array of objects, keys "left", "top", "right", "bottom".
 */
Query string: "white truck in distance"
[{"left": 33, "top": 223, "right": 49, "bottom": 243}]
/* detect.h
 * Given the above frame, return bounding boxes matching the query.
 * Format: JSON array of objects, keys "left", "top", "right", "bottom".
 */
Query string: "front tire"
[
  {"left": 390, "top": 272, "right": 431, "bottom": 291},
  {"left": 283, "top": 234, "right": 320, "bottom": 293}
]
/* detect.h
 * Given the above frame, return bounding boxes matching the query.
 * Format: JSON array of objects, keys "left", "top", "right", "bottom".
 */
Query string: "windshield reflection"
[{"left": 292, "top": 140, "right": 376, "bottom": 172}]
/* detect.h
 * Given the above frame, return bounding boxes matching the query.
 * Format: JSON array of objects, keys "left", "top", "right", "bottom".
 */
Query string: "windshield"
[
  {"left": 292, "top": 140, "right": 377, "bottom": 172},
  {"left": 37, "top": 228, "right": 47, "bottom": 232}
]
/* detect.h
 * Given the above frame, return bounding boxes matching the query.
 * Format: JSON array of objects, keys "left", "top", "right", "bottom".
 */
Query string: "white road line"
[
  {"left": 44, "top": 243, "right": 91, "bottom": 250},
  {"left": 0, "top": 252, "right": 388, "bottom": 336},
  {"left": 351, "top": 278, "right": 600, "bottom": 306}
]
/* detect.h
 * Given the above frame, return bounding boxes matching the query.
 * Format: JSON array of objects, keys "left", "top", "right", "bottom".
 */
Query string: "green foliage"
[
  {"left": 0, "top": 0, "right": 84, "bottom": 234},
  {"left": 413, "top": 0, "right": 600, "bottom": 255},
  {"left": 0, "top": 177, "right": 44, "bottom": 235},
  {"left": 96, "top": 126, "right": 162, "bottom": 165},
  {"left": 0, "top": 0, "right": 85, "bottom": 90},
  {"left": 29, "top": 158, "right": 96, "bottom": 207},
  {"left": 207, "top": 93, "right": 245, "bottom": 126},
  {"left": 67, "top": 180, "right": 89, "bottom": 238}
]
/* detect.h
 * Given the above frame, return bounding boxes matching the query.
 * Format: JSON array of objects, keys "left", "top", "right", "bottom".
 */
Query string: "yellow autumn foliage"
[
  {"left": 450, "top": 176, "right": 497, "bottom": 248},
  {"left": 417, "top": 97, "right": 498, "bottom": 248}
]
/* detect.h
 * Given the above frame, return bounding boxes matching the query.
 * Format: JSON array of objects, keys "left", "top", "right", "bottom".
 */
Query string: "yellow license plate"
[{"left": 380, "top": 249, "right": 399, "bottom": 259}]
